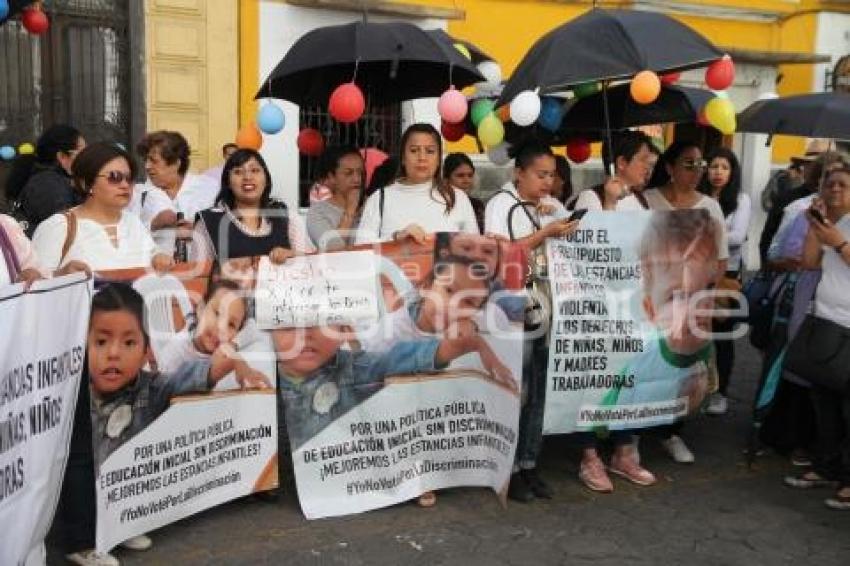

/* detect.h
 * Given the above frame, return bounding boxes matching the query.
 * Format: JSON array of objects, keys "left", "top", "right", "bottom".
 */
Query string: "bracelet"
[{"left": 835, "top": 241, "right": 848, "bottom": 254}]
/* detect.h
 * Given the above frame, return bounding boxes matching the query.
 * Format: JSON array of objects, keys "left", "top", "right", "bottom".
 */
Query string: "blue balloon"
[
  {"left": 257, "top": 103, "right": 285, "bottom": 135},
  {"left": 538, "top": 97, "right": 564, "bottom": 132},
  {"left": 0, "top": 0, "right": 9, "bottom": 21},
  {"left": 0, "top": 145, "right": 16, "bottom": 161}
]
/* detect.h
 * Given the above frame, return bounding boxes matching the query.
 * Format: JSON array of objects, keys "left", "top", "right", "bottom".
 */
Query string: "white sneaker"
[
  {"left": 662, "top": 435, "right": 695, "bottom": 464},
  {"left": 65, "top": 549, "right": 120, "bottom": 566},
  {"left": 120, "top": 534, "right": 152, "bottom": 551},
  {"left": 705, "top": 393, "right": 728, "bottom": 415}
]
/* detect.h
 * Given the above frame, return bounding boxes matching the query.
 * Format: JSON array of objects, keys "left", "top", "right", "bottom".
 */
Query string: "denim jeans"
[{"left": 515, "top": 332, "right": 548, "bottom": 470}]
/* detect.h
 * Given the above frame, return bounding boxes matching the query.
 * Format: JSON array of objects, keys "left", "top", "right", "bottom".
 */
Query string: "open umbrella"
[
  {"left": 497, "top": 8, "right": 722, "bottom": 105},
  {"left": 258, "top": 21, "right": 484, "bottom": 106},
  {"left": 737, "top": 92, "right": 850, "bottom": 139},
  {"left": 427, "top": 29, "right": 495, "bottom": 66}
]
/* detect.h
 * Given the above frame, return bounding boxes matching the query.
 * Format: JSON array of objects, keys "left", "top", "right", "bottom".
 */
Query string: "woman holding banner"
[
  {"left": 32, "top": 142, "right": 173, "bottom": 275},
  {"left": 642, "top": 141, "right": 729, "bottom": 464},
  {"left": 483, "top": 142, "right": 581, "bottom": 502},
  {"left": 35, "top": 142, "right": 171, "bottom": 566},
  {"left": 193, "top": 148, "right": 311, "bottom": 281},
  {"left": 355, "top": 123, "right": 479, "bottom": 245},
  {"left": 306, "top": 146, "right": 365, "bottom": 251},
  {"left": 0, "top": 214, "right": 44, "bottom": 287}
]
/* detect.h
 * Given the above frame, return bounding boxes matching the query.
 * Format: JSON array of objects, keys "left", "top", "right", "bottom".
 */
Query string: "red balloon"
[
  {"left": 441, "top": 120, "right": 466, "bottom": 142},
  {"left": 360, "top": 147, "right": 389, "bottom": 187},
  {"left": 661, "top": 72, "right": 681, "bottom": 85},
  {"left": 566, "top": 139, "right": 591, "bottom": 164},
  {"left": 22, "top": 7, "right": 49, "bottom": 35},
  {"left": 705, "top": 55, "right": 735, "bottom": 91},
  {"left": 297, "top": 128, "right": 325, "bottom": 157},
  {"left": 328, "top": 83, "right": 366, "bottom": 123}
]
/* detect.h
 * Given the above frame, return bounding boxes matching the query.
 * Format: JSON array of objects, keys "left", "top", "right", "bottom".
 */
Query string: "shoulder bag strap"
[{"left": 59, "top": 210, "right": 78, "bottom": 266}]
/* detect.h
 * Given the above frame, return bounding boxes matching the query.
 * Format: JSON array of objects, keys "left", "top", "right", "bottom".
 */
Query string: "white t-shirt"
[
  {"left": 724, "top": 193, "right": 752, "bottom": 272},
  {"left": 355, "top": 181, "right": 479, "bottom": 244},
  {"left": 32, "top": 210, "right": 159, "bottom": 272},
  {"left": 573, "top": 188, "right": 647, "bottom": 211},
  {"left": 484, "top": 183, "right": 568, "bottom": 240},
  {"left": 642, "top": 188, "right": 730, "bottom": 261},
  {"left": 136, "top": 174, "right": 219, "bottom": 254},
  {"left": 815, "top": 214, "right": 850, "bottom": 328}
]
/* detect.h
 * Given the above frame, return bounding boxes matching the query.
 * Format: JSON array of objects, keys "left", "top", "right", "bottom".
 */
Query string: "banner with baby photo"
[
  {"left": 255, "top": 236, "right": 525, "bottom": 519},
  {"left": 0, "top": 274, "right": 91, "bottom": 566},
  {"left": 88, "top": 264, "right": 279, "bottom": 553},
  {"left": 543, "top": 210, "right": 721, "bottom": 435}
]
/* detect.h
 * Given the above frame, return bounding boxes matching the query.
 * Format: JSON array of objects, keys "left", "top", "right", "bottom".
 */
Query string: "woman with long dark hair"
[
  {"left": 192, "top": 148, "right": 311, "bottom": 266},
  {"left": 355, "top": 123, "right": 479, "bottom": 244},
  {"left": 443, "top": 152, "right": 484, "bottom": 233},
  {"left": 699, "top": 147, "right": 751, "bottom": 415},
  {"left": 7, "top": 124, "right": 86, "bottom": 234},
  {"left": 306, "top": 146, "right": 365, "bottom": 251}
]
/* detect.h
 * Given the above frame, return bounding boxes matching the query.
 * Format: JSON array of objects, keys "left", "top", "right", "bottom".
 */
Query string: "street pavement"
[{"left": 49, "top": 338, "right": 850, "bottom": 565}]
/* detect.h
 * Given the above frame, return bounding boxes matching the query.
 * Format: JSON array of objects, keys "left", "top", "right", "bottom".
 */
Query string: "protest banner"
[
  {"left": 89, "top": 265, "right": 279, "bottom": 552},
  {"left": 278, "top": 235, "right": 525, "bottom": 519},
  {"left": 543, "top": 210, "right": 720, "bottom": 434},
  {"left": 0, "top": 274, "right": 91, "bottom": 566}
]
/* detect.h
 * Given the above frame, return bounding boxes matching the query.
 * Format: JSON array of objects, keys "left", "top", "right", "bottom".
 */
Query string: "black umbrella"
[
  {"left": 737, "top": 92, "right": 850, "bottom": 139},
  {"left": 497, "top": 8, "right": 722, "bottom": 105},
  {"left": 427, "top": 29, "right": 495, "bottom": 66},
  {"left": 258, "top": 21, "right": 484, "bottom": 106}
]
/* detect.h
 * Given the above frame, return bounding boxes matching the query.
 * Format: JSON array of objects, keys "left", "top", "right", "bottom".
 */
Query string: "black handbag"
[
  {"left": 744, "top": 271, "right": 788, "bottom": 350},
  {"left": 785, "top": 313, "right": 850, "bottom": 394}
]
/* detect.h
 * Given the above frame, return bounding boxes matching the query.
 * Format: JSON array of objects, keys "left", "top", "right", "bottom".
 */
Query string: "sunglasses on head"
[
  {"left": 680, "top": 159, "right": 707, "bottom": 171},
  {"left": 97, "top": 171, "right": 133, "bottom": 185}
]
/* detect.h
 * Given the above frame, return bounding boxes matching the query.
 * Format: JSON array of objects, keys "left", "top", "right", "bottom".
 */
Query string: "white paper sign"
[
  {"left": 254, "top": 251, "right": 379, "bottom": 329},
  {"left": 0, "top": 274, "right": 91, "bottom": 566}
]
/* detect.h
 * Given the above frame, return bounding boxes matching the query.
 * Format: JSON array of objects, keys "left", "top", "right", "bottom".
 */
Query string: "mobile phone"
[
  {"left": 810, "top": 208, "right": 826, "bottom": 224},
  {"left": 568, "top": 208, "right": 589, "bottom": 222}
]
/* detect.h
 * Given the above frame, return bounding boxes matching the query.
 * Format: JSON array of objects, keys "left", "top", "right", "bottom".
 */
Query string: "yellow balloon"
[
  {"left": 704, "top": 97, "right": 736, "bottom": 135},
  {"left": 477, "top": 114, "right": 504, "bottom": 148},
  {"left": 18, "top": 142, "right": 35, "bottom": 155},
  {"left": 454, "top": 43, "right": 472, "bottom": 61}
]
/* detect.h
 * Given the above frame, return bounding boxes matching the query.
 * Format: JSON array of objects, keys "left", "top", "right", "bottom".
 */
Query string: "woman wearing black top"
[{"left": 193, "top": 149, "right": 311, "bottom": 271}]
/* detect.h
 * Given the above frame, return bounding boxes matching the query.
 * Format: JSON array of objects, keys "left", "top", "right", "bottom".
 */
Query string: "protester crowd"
[{"left": 3, "top": 121, "right": 850, "bottom": 566}]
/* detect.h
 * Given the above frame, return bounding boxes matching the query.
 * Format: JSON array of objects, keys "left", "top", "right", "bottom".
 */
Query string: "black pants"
[
  {"left": 712, "top": 317, "right": 736, "bottom": 396},
  {"left": 810, "top": 386, "right": 850, "bottom": 488},
  {"left": 55, "top": 378, "right": 96, "bottom": 554},
  {"left": 759, "top": 379, "right": 817, "bottom": 455}
]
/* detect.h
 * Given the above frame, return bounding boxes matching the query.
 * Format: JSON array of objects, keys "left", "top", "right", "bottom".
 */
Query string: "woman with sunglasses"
[
  {"left": 640, "top": 141, "right": 729, "bottom": 465},
  {"left": 32, "top": 142, "right": 172, "bottom": 275}
]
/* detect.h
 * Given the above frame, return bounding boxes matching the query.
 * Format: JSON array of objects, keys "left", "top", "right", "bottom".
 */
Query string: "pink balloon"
[
  {"left": 359, "top": 147, "right": 389, "bottom": 187},
  {"left": 438, "top": 87, "right": 468, "bottom": 124}
]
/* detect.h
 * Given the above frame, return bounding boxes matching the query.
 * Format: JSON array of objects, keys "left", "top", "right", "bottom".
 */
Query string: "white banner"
[
  {"left": 254, "top": 251, "right": 379, "bottom": 329},
  {"left": 0, "top": 274, "right": 91, "bottom": 566}
]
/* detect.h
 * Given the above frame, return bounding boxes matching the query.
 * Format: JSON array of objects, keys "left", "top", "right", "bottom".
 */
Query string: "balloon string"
[
  {"left": 449, "top": 63, "right": 454, "bottom": 89},
  {"left": 602, "top": 80, "right": 615, "bottom": 177},
  {"left": 352, "top": 58, "right": 360, "bottom": 84}
]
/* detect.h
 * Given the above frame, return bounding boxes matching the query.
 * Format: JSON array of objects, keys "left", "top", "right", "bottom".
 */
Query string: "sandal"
[
  {"left": 417, "top": 491, "right": 437, "bottom": 508},
  {"left": 784, "top": 471, "right": 838, "bottom": 489}
]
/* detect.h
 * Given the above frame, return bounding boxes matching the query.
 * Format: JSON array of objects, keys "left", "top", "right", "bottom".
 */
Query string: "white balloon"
[
  {"left": 510, "top": 90, "right": 542, "bottom": 127},
  {"left": 477, "top": 61, "right": 503, "bottom": 86},
  {"left": 488, "top": 142, "right": 512, "bottom": 166}
]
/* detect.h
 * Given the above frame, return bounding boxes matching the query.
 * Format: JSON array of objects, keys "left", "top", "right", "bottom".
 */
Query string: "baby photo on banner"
[
  {"left": 87, "top": 264, "right": 278, "bottom": 553},
  {"left": 255, "top": 235, "right": 524, "bottom": 519},
  {"left": 544, "top": 210, "right": 721, "bottom": 435},
  {"left": 0, "top": 274, "right": 91, "bottom": 566}
]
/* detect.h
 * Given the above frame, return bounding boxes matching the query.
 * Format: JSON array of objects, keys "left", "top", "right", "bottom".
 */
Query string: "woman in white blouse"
[
  {"left": 699, "top": 147, "right": 751, "bottom": 416},
  {"left": 33, "top": 142, "right": 172, "bottom": 274},
  {"left": 355, "top": 123, "right": 479, "bottom": 244}
]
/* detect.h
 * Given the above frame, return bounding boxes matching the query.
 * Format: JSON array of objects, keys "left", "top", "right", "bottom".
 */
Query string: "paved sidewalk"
[{"left": 49, "top": 340, "right": 850, "bottom": 565}]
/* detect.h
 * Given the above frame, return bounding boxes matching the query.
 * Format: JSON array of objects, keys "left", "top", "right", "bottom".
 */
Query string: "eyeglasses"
[
  {"left": 97, "top": 171, "right": 133, "bottom": 185},
  {"left": 680, "top": 159, "right": 707, "bottom": 171}
]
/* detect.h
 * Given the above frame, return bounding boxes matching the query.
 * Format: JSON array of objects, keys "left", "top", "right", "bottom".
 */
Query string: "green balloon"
[
  {"left": 573, "top": 82, "right": 600, "bottom": 99},
  {"left": 470, "top": 99, "right": 496, "bottom": 127}
]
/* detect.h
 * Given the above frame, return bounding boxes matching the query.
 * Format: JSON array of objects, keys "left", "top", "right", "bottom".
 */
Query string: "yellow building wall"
[{"left": 144, "top": 0, "right": 239, "bottom": 171}]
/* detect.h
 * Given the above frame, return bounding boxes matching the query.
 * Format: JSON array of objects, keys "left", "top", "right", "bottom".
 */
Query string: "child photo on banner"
[
  {"left": 255, "top": 237, "right": 525, "bottom": 519},
  {"left": 544, "top": 210, "right": 722, "bottom": 434},
  {"left": 87, "top": 265, "right": 278, "bottom": 553}
]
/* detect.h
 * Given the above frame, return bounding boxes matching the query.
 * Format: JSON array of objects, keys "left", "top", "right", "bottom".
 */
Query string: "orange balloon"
[
  {"left": 630, "top": 70, "right": 661, "bottom": 105},
  {"left": 236, "top": 122, "right": 263, "bottom": 150},
  {"left": 496, "top": 105, "right": 511, "bottom": 123}
]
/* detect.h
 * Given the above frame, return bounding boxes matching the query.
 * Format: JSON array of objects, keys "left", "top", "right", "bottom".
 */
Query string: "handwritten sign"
[{"left": 254, "top": 251, "right": 379, "bottom": 329}]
